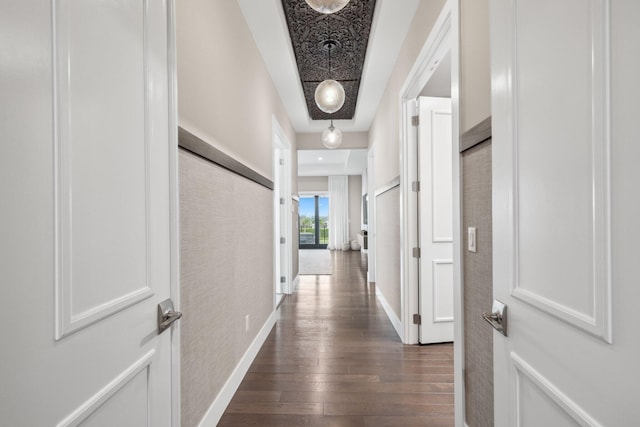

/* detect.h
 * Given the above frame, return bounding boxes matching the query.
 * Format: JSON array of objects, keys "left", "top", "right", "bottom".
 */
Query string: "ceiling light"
[
  {"left": 305, "top": 0, "right": 350, "bottom": 14},
  {"left": 314, "top": 39, "right": 345, "bottom": 114},
  {"left": 318, "top": 157, "right": 324, "bottom": 161},
  {"left": 322, "top": 120, "right": 342, "bottom": 149},
  {"left": 315, "top": 79, "right": 345, "bottom": 114}
]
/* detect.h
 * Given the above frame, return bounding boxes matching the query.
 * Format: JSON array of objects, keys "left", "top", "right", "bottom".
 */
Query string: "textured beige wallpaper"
[
  {"left": 375, "top": 186, "right": 401, "bottom": 318},
  {"left": 179, "top": 149, "right": 274, "bottom": 427},
  {"left": 462, "top": 141, "right": 493, "bottom": 427}
]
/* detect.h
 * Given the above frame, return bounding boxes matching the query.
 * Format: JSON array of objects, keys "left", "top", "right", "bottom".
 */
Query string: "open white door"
[
  {"left": 418, "top": 97, "right": 454, "bottom": 344},
  {"left": 1, "top": 0, "right": 178, "bottom": 425},
  {"left": 491, "top": 0, "right": 639, "bottom": 425}
]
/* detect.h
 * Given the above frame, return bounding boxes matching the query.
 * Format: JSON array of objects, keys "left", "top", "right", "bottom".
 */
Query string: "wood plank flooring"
[{"left": 219, "top": 250, "right": 454, "bottom": 426}]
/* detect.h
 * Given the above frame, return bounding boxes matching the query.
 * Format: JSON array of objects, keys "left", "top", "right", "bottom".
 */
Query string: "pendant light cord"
[{"left": 328, "top": 39, "right": 332, "bottom": 79}]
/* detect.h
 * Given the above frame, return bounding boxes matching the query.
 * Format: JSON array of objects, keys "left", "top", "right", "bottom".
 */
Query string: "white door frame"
[
  {"left": 398, "top": 2, "right": 464, "bottom": 424},
  {"left": 167, "top": 0, "right": 181, "bottom": 424},
  {"left": 367, "top": 146, "right": 376, "bottom": 283},
  {"left": 398, "top": 1, "right": 455, "bottom": 342},
  {"left": 273, "top": 116, "right": 293, "bottom": 305}
]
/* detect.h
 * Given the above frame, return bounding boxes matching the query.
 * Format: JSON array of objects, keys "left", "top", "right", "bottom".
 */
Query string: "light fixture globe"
[
  {"left": 322, "top": 124, "right": 342, "bottom": 149},
  {"left": 314, "top": 79, "right": 345, "bottom": 114},
  {"left": 305, "top": 0, "right": 350, "bottom": 14}
]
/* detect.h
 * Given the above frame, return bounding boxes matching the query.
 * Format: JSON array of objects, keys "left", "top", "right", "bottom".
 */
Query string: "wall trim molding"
[
  {"left": 374, "top": 176, "right": 400, "bottom": 197},
  {"left": 375, "top": 287, "right": 403, "bottom": 340},
  {"left": 197, "top": 311, "right": 277, "bottom": 427},
  {"left": 460, "top": 116, "right": 491, "bottom": 152},
  {"left": 178, "top": 127, "right": 274, "bottom": 190}
]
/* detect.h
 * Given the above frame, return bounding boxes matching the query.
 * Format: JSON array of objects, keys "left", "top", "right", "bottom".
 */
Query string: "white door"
[
  {"left": 274, "top": 147, "right": 289, "bottom": 296},
  {"left": 418, "top": 97, "right": 454, "bottom": 344},
  {"left": 491, "top": 0, "right": 639, "bottom": 425},
  {"left": 0, "top": 0, "right": 177, "bottom": 425},
  {"left": 279, "top": 154, "right": 290, "bottom": 295}
]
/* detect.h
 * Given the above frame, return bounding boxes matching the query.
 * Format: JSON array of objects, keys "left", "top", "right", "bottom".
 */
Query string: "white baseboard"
[
  {"left": 291, "top": 274, "right": 300, "bottom": 292},
  {"left": 197, "top": 310, "right": 277, "bottom": 427},
  {"left": 375, "top": 287, "right": 403, "bottom": 340}
]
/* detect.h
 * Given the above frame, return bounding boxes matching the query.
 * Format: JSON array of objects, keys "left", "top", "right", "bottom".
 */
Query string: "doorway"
[
  {"left": 273, "top": 117, "right": 292, "bottom": 304},
  {"left": 416, "top": 95, "right": 454, "bottom": 345},
  {"left": 399, "top": 3, "right": 453, "bottom": 346},
  {"left": 298, "top": 195, "right": 328, "bottom": 249}
]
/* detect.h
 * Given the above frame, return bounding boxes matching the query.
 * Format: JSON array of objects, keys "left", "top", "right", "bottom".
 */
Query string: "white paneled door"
[
  {"left": 491, "top": 0, "right": 639, "bottom": 425},
  {"left": 0, "top": 0, "right": 177, "bottom": 425},
  {"left": 418, "top": 97, "right": 454, "bottom": 344}
]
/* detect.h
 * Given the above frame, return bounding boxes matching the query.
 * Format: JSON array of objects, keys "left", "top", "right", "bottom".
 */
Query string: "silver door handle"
[
  {"left": 482, "top": 299, "right": 507, "bottom": 336},
  {"left": 158, "top": 298, "right": 182, "bottom": 333}
]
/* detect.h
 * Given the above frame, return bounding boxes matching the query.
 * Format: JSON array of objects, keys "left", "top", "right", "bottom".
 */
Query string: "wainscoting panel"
[
  {"left": 375, "top": 184, "right": 401, "bottom": 321},
  {"left": 179, "top": 149, "right": 274, "bottom": 427}
]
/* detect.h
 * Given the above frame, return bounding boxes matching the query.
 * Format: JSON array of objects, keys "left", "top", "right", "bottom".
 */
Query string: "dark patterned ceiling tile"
[{"left": 281, "top": 0, "right": 377, "bottom": 120}]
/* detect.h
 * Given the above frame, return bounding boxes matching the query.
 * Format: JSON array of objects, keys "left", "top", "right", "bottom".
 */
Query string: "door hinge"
[
  {"left": 413, "top": 314, "right": 422, "bottom": 325},
  {"left": 412, "top": 247, "right": 421, "bottom": 258},
  {"left": 279, "top": 158, "right": 285, "bottom": 166},
  {"left": 411, "top": 115, "right": 419, "bottom": 127},
  {"left": 280, "top": 276, "right": 286, "bottom": 283},
  {"left": 412, "top": 181, "right": 420, "bottom": 192},
  {"left": 280, "top": 197, "right": 285, "bottom": 205},
  {"left": 280, "top": 236, "right": 286, "bottom": 244}
]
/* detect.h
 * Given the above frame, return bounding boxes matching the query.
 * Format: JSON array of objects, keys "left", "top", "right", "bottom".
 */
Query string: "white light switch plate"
[{"left": 468, "top": 227, "right": 477, "bottom": 253}]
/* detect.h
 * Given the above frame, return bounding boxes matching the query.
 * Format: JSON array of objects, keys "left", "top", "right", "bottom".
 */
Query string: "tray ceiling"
[{"left": 281, "top": 0, "right": 377, "bottom": 121}]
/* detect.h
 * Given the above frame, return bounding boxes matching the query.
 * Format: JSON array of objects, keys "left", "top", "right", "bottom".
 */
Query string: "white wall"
[
  {"left": 297, "top": 132, "right": 369, "bottom": 150},
  {"left": 175, "top": 0, "right": 298, "bottom": 425},
  {"left": 367, "top": 0, "right": 447, "bottom": 337},
  {"left": 298, "top": 176, "right": 328, "bottom": 193},
  {"left": 369, "top": 0, "right": 447, "bottom": 188},
  {"left": 460, "top": 0, "right": 490, "bottom": 132},
  {"left": 177, "top": 0, "right": 297, "bottom": 192}
]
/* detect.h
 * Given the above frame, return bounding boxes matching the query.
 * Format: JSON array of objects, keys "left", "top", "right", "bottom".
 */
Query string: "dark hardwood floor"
[{"left": 219, "top": 250, "right": 455, "bottom": 426}]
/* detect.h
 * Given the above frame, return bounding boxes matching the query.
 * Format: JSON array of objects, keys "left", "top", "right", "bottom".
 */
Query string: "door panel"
[
  {"left": 0, "top": 0, "right": 176, "bottom": 425},
  {"left": 507, "top": 0, "right": 609, "bottom": 336},
  {"left": 418, "top": 97, "right": 454, "bottom": 344},
  {"left": 491, "top": 0, "right": 639, "bottom": 425},
  {"left": 55, "top": 0, "right": 153, "bottom": 336}
]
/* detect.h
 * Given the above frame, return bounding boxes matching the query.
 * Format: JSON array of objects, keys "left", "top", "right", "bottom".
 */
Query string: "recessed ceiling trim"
[
  {"left": 238, "top": 0, "right": 421, "bottom": 133},
  {"left": 281, "top": 0, "right": 377, "bottom": 121}
]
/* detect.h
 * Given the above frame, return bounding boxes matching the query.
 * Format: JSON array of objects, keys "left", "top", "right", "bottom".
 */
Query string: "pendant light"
[
  {"left": 322, "top": 119, "right": 342, "bottom": 149},
  {"left": 305, "top": 0, "right": 350, "bottom": 14},
  {"left": 314, "top": 40, "right": 345, "bottom": 114}
]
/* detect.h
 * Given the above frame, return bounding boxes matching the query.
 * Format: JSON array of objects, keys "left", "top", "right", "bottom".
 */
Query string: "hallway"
[{"left": 219, "top": 251, "right": 454, "bottom": 426}]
